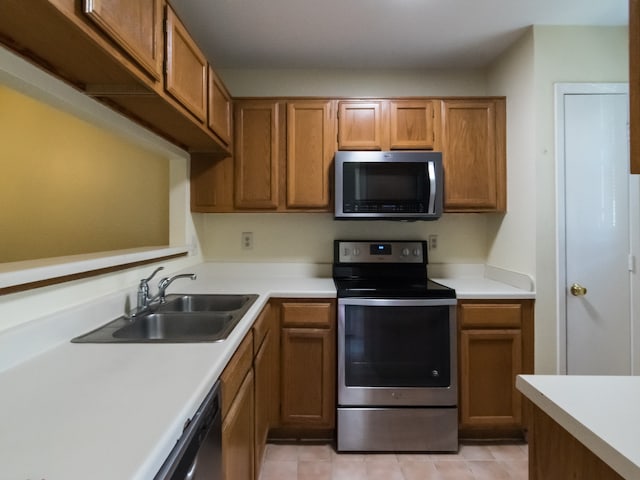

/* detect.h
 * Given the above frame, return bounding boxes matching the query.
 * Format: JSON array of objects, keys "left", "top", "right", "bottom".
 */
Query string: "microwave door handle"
[{"left": 427, "top": 161, "right": 436, "bottom": 214}]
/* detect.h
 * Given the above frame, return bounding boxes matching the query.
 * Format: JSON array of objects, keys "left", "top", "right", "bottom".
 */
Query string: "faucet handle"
[{"left": 141, "top": 266, "right": 164, "bottom": 284}]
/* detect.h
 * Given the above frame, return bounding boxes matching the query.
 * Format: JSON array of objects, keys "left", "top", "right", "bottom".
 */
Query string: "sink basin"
[
  {"left": 157, "top": 294, "right": 256, "bottom": 313},
  {"left": 71, "top": 293, "right": 258, "bottom": 343},
  {"left": 113, "top": 312, "right": 233, "bottom": 341}
]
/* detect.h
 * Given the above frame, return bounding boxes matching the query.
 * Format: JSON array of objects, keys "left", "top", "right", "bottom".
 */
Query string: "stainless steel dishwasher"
[{"left": 154, "top": 381, "right": 222, "bottom": 480}]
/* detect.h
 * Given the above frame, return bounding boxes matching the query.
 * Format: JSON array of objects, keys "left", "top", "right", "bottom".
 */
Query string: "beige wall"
[
  {"left": 218, "top": 68, "right": 488, "bottom": 97},
  {"left": 0, "top": 85, "right": 170, "bottom": 262},
  {"left": 532, "top": 26, "right": 629, "bottom": 373},
  {"left": 195, "top": 213, "right": 489, "bottom": 264},
  {"left": 485, "top": 26, "right": 628, "bottom": 374},
  {"left": 0, "top": 46, "right": 201, "bottom": 334}
]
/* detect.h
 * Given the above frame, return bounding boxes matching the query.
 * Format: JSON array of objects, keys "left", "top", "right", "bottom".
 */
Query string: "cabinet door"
[
  {"left": 208, "top": 67, "right": 232, "bottom": 146},
  {"left": 441, "top": 99, "right": 506, "bottom": 212},
  {"left": 459, "top": 329, "right": 522, "bottom": 433},
  {"left": 234, "top": 100, "right": 281, "bottom": 209},
  {"left": 286, "top": 100, "right": 335, "bottom": 209},
  {"left": 190, "top": 154, "right": 234, "bottom": 212},
  {"left": 165, "top": 6, "right": 207, "bottom": 122},
  {"left": 84, "top": 0, "right": 163, "bottom": 80},
  {"left": 338, "top": 101, "right": 385, "bottom": 150},
  {"left": 254, "top": 328, "right": 272, "bottom": 479},
  {"left": 280, "top": 327, "right": 335, "bottom": 428},
  {"left": 222, "top": 369, "right": 255, "bottom": 480},
  {"left": 389, "top": 100, "right": 435, "bottom": 149}
]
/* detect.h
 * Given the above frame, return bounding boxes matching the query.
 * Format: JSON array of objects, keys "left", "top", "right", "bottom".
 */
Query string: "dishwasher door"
[{"left": 155, "top": 381, "right": 222, "bottom": 480}]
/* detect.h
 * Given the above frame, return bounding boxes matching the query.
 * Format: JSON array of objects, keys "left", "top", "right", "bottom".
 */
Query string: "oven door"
[{"left": 338, "top": 298, "right": 457, "bottom": 407}]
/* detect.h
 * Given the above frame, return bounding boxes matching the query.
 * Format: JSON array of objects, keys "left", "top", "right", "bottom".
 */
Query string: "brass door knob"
[{"left": 570, "top": 283, "right": 588, "bottom": 296}]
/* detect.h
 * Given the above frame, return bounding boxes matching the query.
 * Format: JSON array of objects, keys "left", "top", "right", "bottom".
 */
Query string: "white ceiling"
[{"left": 170, "top": 0, "right": 628, "bottom": 70}]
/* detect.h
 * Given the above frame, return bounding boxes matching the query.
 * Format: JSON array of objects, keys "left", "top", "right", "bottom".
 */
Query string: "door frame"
[{"left": 554, "top": 82, "right": 637, "bottom": 374}]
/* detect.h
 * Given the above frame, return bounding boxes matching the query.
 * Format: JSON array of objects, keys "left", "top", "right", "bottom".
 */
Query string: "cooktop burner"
[{"left": 332, "top": 240, "right": 456, "bottom": 300}]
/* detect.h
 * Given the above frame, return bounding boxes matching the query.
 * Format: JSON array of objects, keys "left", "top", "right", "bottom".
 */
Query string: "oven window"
[{"left": 343, "top": 304, "right": 450, "bottom": 388}]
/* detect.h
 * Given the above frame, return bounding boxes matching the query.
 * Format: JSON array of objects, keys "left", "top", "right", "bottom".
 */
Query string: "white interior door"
[{"left": 560, "top": 85, "right": 632, "bottom": 375}]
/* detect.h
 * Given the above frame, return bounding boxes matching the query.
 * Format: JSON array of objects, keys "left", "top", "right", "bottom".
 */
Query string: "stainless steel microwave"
[{"left": 334, "top": 151, "right": 444, "bottom": 220}]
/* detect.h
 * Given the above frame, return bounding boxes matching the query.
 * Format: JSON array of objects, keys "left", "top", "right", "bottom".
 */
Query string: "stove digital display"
[{"left": 370, "top": 243, "right": 392, "bottom": 255}]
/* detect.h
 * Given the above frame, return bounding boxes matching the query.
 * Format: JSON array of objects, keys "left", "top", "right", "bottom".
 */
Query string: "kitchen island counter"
[{"left": 517, "top": 375, "right": 640, "bottom": 479}]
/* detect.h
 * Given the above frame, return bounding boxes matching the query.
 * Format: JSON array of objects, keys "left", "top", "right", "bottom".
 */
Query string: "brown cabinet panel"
[
  {"left": 221, "top": 332, "right": 253, "bottom": 419},
  {"left": 460, "top": 329, "right": 522, "bottom": 430},
  {"left": 280, "top": 327, "right": 335, "bottom": 427},
  {"left": 389, "top": 100, "right": 435, "bottom": 149},
  {"left": 338, "top": 101, "right": 385, "bottom": 150},
  {"left": 254, "top": 328, "right": 272, "bottom": 478},
  {"left": 286, "top": 100, "right": 335, "bottom": 209},
  {"left": 83, "top": 0, "right": 163, "bottom": 80},
  {"left": 190, "top": 154, "right": 234, "bottom": 212},
  {"left": 528, "top": 405, "right": 625, "bottom": 480},
  {"left": 281, "top": 301, "right": 334, "bottom": 328},
  {"left": 234, "top": 100, "right": 282, "bottom": 209},
  {"left": 165, "top": 6, "right": 207, "bottom": 122},
  {"left": 458, "top": 299, "right": 534, "bottom": 439},
  {"left": 222, "top": 369, "right": 255, "bottom": 480},
  {"left": 441, "top": 99, "right": 506, "bottom": 212},
  {"left": 459, "top": 303, "right": 523, "bottom": 329},
  {"left": 208, "top": 67, "right": 232, "bottom": 146}
]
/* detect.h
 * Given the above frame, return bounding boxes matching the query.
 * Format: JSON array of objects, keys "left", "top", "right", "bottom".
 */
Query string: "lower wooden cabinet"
[
  {"left": 274, "top": 299, "right": 336, "bottom": 435},
  {"left": 458, "top": 299, "right": 534, "bottom": 439},
  {"left": 222, "top": 369, "right": 254, "bottom": 480},
  {"left": 253, "top": 304, "right": 278, "bottom": 478}
]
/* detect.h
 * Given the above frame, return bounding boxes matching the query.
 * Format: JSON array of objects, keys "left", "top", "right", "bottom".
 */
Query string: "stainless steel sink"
[
  {"left": 157, "top": 294, "right": 256, "bottom": 313},
  {"left": 71, "top": 294, "right": 258, "bottom": 343},
  {"left": 113, "top": 312, "right": 233, "bottom": 341}
]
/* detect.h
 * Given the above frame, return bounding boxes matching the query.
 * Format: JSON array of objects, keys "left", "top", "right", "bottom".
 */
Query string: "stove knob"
[
  {"left": 413, "top": 248, "right": 421, "bottom": 257},
  {"left": 353, "top": 247, "right": 361, "bottom": 256},
  {"left": 401, "top": 248, "right": 410, "bottom": 257}
]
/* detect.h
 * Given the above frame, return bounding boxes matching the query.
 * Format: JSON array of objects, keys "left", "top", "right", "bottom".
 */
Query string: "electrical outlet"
[
  {"left": 428, "top": 234, "right": 438, "bottom": 251},
  {"left": 241, "top": 232, "right": 253, "bottom": 250}
]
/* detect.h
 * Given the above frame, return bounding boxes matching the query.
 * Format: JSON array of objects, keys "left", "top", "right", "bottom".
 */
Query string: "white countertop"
[
  {"left": 517, "top": 375, "right": 640, "bottom": 479},
  {"left": 0, "top": 262, "right": 533, "bottom": 480}
]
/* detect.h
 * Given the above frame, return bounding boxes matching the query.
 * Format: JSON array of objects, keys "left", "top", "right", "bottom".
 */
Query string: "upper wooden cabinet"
[
  {"left": 208, "top": 67, "right": 233, "bottom": 146},
  {"left": 83, "top": 0, "right": 163, "bottom": 81},
  {"left": 165, "top": 5, "right": 207, "bottom": 122},
  {"left": 389, "top": 100, "right": 436, "bottom": 149},
  {"left": 234, "top": 100, "right": 283, "bottom": 209},
  {"left": 440, "top": 99, "right": 506, "bottom": 212},
  {"left": 286, "top": 100, "right": 336, "bottom": 209},
  {"left": 338, "top": 101, "right": 385, "bottom": 150},
  {"left": 338, "top": 99, "right": 436, "bottom": 150},
  {"left": 223, "top": 98, "right": 335, "bottom": 212},
  {"left": 630, "top": 0, "right": 640, "bottom": 174},
  {"left": 0, "top": 0, "right": 230, "bottom": 152}
]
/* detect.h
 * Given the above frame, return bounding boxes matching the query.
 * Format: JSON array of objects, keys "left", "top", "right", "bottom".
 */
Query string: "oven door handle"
[{"left": 338, "top": 298, "right": 457, "bottom": 307}]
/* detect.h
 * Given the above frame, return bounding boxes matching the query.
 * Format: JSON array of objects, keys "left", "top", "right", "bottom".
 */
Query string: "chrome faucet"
[
  {"left": 137, "top": 266, "right": 164, "bottom": 312},
  {"left": 157, "top": 273, "right": 197, "bottom": 303},
  {"left": 135, "top": 267, "right": 197, "bottom": 314}
]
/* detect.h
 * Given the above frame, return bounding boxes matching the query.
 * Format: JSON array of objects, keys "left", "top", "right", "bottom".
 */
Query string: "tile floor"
[{"left": 258, "top": 442, "right": 528, "bottom": 480}]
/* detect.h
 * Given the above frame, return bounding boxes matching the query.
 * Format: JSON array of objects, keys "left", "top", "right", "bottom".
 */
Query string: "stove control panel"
[{"left": 336, "top": 241, "right": 425, "bottom": 263}]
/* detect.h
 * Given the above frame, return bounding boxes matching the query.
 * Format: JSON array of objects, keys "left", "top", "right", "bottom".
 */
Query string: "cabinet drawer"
[
  {"left": 460, "top": 303, "right": 522, "bottom": 329},
  {"left": 221, "top": 332, "right": 253, "bottom": 418},
  {"left": 281, "top": 301, "right": 334, "bottom": 328},
  {"left": 253, "top": 303, "right": 272, "bottom": 352}
]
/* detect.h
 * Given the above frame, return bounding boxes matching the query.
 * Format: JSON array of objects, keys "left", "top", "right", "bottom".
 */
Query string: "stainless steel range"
[{"left": 333, "top": 240, "right": 458, "bottom": 452}]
